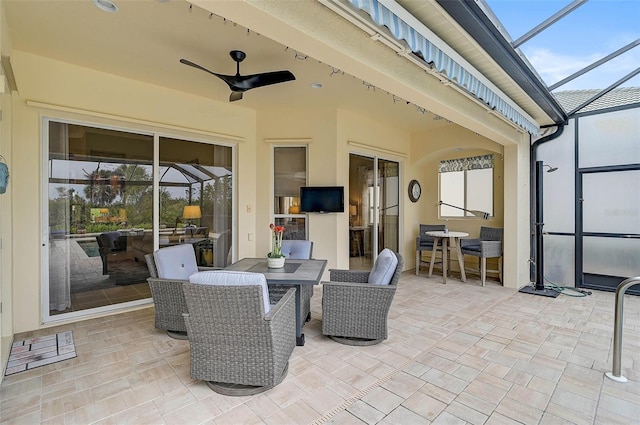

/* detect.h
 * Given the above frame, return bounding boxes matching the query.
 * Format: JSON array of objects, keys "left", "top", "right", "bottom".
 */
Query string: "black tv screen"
[{"left": 300, "top": 186, "right": 344, "bottom": 213}]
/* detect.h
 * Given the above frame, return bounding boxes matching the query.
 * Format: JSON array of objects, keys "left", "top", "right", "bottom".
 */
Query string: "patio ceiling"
[{"left": 2, "top": 0, "right": 562, "bottom": 137}]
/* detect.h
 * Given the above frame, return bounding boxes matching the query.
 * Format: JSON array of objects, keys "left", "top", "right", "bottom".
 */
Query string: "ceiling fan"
[{"left": 180, "top": 50, "right": 295, "bottom": 102}]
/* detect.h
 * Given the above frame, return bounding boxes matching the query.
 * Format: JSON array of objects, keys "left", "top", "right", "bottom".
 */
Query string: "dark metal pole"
[
  {"left": 520, "top": 161, "right": 560, "bottom": 297},
  {"left": 535, "top": 161, "right": 545, "bottom": 290}
]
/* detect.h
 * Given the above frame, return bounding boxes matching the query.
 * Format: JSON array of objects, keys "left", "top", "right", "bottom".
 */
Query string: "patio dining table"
[{"left": 224, "top": 257, "right": 327, "bottom": 346}]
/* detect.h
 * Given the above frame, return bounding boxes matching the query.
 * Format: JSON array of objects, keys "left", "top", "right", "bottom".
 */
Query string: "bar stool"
[{"left": 350, "top": 228, "right": 364, "bottom": 257}]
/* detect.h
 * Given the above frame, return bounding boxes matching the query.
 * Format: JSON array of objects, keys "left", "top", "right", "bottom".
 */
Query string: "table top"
[
  {"left": 425, "top": 231, "right": 469, "bottom": 238},
  {"left": 224, "top": 258, "right": 327, "bottom": 285}
]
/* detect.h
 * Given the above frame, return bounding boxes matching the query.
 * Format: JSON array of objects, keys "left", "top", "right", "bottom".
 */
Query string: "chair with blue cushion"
[
  {"left": 460, "top": 226, "right": 503, "bottom": 286},
  {"left": 182, "top": 270, "right": 296, "bottom": 396},
  {"left": 322, "top": 249, "right": 404, "bottom": 345},
  {"left": 145, "top": 244, "right": 217, "bottom": 339},
  {"left": 280, "top": 239, "right": 313, "bottom": 259},
  {"left": 268, "top": 239, "right": 315, "bottom": 323},
  {"left": 415, "top": 224, "right": 445, "bottom": 276}
]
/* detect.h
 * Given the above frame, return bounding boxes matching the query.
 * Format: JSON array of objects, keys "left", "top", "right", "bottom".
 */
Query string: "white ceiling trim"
[
  {"left": 25, "top": 100, "right": 245, "bottom": 143},
  {"left": 348, "top": 140, "right": 407, "bottom": 158}
]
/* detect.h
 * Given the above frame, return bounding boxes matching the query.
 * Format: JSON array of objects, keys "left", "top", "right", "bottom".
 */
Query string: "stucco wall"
[
  {"left": 255, "top": 107, "right": 339, "bottom": 274},
  {"left": 254, "top": 108, "right": 412, "bottom": 275},
  {"left": 5, "top": 48, "right": 531, "bottom": 336},
  {"left": 0, "top": 0, "right": 13, "bottom": 377}
]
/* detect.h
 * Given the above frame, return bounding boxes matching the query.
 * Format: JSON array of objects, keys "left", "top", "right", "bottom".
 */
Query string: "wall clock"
[{"left": 408, "top": 179, "right": 421, "bottom": 203}]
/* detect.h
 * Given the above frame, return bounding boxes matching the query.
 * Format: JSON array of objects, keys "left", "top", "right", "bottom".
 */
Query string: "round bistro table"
[{"left": 425, "top": 231, "right": 469, "bottom": 284}]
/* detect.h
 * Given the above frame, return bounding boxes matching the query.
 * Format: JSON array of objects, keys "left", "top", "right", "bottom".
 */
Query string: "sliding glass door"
[
  {"left": 348, "top": 153, "right": 399, "bottom": 269},
  {"left": 44, "top": 119, "right": 234, "bottom": 320}
]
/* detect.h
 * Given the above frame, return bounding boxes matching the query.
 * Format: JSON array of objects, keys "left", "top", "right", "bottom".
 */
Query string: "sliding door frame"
[{"left": 41, "top": 115, "right": 237, "bottom": 323}]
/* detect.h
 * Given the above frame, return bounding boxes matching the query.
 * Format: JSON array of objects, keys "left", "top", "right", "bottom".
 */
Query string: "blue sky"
[{"left": 485, "top": 0, "right": 640, "bottom": 91}]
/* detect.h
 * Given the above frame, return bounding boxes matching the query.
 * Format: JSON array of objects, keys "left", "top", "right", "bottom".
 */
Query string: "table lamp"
[
  {"left": 288, "top": 204, "right": 300, "bottom": 214},
  {"left": 349, "top": 204, "right": 357, "bottom": 226},
  {"left": 183, "top": 205, "right": 202, "bottom": 227}
]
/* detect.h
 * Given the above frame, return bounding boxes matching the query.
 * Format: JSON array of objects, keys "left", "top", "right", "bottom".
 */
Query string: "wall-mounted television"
[{"left": 299, "top": 186, "right": 344, "bottom": 213}]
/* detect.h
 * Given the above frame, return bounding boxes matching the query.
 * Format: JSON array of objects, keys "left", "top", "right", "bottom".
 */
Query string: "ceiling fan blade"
[
  {"left": 179, "top": 58, "right": 224, "bottom": 78},
  {"left": 237, "top": 71, "right": 295, "bottom": 90},
  {"left": 229, "top": 91, "right": 243, "bottom": 102}
]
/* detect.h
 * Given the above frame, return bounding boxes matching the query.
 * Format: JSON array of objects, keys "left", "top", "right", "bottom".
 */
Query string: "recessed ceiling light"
[
  {"left": 93, "top": 0, "right": 118, "bottom": 13},
  {"left": 311, "top": 82, "right": 323, "bottom": 89}
]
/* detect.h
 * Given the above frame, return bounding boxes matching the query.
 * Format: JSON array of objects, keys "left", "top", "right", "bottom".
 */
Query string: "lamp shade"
[
  {"left": 183, "top": 205, "right": 202, "bottom": 219},
  {"left": 349, "top": 204, "right": 357, "bottom": 216}
]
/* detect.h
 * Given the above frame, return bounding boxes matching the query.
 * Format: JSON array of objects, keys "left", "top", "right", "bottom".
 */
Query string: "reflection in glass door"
[
  {"left": 348, "top": 154, "right": 399, "bottom": 270},
  {"left": 159, "top": 137, "right": 233, "bottom": 268},
  {"left": 378, "top": 159, "right": 399, "bottom": 253},
  {"left": 581, "top": 169, "right": 640, "bottom": 295},
  {"left": 47, "top": 122, "right": 154, "bottom": 317},
  {"left": 45, "top": 120, "right": 234, "bottom": 320}
]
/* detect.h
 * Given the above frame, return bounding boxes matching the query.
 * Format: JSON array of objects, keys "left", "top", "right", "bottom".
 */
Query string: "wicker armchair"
[
  {"left": 268, "top": 240, "right": 314, "bottom": 323},
  {"left": 415, "top": 224, "right": 446, "bottom": 275},
  {"left": 322, "top": 250, "right": 404, "bottom": 345},
  {"left": 182, "top": 271, "right": 296, "bottom": 396},
  {"left": 460, "top": 226, "right": 503, "bottom": 286},
  {"left": 145, "top": 244, "right": 218, "bottom": 339}
]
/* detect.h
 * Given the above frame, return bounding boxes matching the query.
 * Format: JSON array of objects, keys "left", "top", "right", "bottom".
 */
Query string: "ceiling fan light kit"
[
  {"left": 180, "top": 50, "right": 295, "bottom": 102},
  {"left": 93, "top": 0, "right": 118, "bottom": 13}
]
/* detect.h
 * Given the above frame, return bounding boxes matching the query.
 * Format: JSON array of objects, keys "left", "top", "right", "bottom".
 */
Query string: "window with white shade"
[{"left": 439, "top": 154, "right": 494, "bottom": 218}]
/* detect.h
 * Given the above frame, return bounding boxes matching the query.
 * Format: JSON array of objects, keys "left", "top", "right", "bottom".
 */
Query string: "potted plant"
[{"left": 267, "top": 223, "right": 286, "bottom": 268}]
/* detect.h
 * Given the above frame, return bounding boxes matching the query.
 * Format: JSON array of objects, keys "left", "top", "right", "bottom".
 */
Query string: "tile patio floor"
[{"left": 1, "top": 272, "right": 639, "bottom": 424}]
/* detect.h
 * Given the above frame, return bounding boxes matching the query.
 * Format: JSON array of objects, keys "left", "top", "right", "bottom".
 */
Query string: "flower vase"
[{"left": 267, "top": 257, "right": 285, "bottom": 269}]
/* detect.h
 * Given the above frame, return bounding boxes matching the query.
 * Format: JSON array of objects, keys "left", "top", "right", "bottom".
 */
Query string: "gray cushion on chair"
[
  {"left": 281, "top": 240, "right": 313, "bottom": 259},
  {"left": 368, "top": 248, "right": 398, "bottom": 285},
  {"left": 153, "top": 244, "right": 198, "bottom": 280},
  {"left": 190, "top": 270, "right": 272, "bottom": 314}
]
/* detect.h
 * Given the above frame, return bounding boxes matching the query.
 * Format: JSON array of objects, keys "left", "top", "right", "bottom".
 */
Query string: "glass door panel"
[
  {"left": 377, "top": 159, "right": 399, "bottom": 253},
  {"left": 349, "top": 154, "right": 374, "bottom": 269},
  {"left": 47, "top": 122, "right": 153, "bottom": 317},
  {"left": 348, "top": 154, "right": 399, "bottom": 269},
  {"left": 159, "top": 138, "right": 233, "bottom": 268}
]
